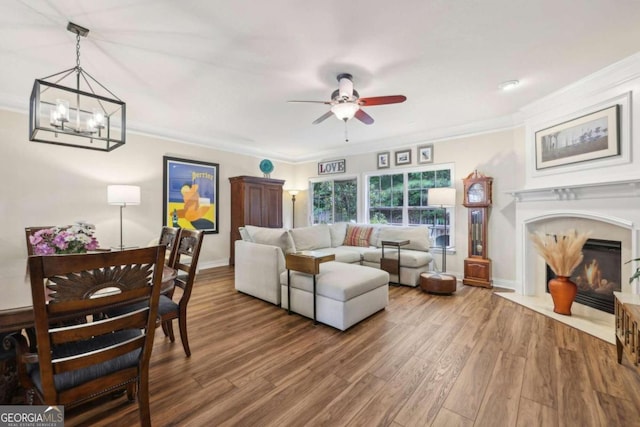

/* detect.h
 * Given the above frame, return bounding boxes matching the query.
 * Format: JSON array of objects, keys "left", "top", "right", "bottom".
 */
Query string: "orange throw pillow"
[{"left": 343, "top": 225, "right": 373, "bottom": 247}]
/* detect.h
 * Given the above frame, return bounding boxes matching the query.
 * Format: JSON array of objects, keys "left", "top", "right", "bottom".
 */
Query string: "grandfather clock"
[{"left": 462, "top": 170, "right": 493, "bottom": 288}]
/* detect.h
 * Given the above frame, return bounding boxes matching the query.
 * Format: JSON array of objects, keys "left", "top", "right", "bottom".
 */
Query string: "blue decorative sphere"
[{"left": 259, "top": 159, "right": 274, "bottom": 175}]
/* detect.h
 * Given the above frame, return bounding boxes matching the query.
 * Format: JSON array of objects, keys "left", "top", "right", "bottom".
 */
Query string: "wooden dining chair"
[
  {"left": 160, "top": 229, "right": 204, "bottom": 357},
  {"left": 10, "top": 246, "right": 166, "bottom": 427},
  {"left": 159, "top": 226, "right": 181, "bottom": 268}
]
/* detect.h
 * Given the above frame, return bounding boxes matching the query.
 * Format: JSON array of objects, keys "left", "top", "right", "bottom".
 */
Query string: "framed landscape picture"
[
  {"left": 418, "top": 144, "right": 434, "bottom": 164},
  {"left": 377, "top": 152, "right": 390, "bottom": 169},
  {"left": 535, "top": 105, "right": 620, "bottom": 170},
  {"left": 163, "top": 156, "right": 219, "bottom": 234},
  {"left": 395, "top": 149, "right": 412, "bottom": 166}
]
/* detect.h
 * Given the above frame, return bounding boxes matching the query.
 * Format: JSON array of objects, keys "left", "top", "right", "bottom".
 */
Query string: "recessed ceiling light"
[{"left": 498, "top": 80, "right": 520, "bottom": 91}]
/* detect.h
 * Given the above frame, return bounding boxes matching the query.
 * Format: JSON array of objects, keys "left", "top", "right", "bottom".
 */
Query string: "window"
[
  {"left": 366, "top": 164, "right": 454, "bottom": 247},
  {"left": 311, "top": 177, "right": 358, "bottom": 224},
  {"left": 368, "top": 173, "right": 404, "bottom": 225}
]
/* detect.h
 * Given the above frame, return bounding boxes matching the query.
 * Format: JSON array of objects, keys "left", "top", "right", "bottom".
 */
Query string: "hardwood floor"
[{"left": 64, "top": 266, "right": 640, "bottom": 426}]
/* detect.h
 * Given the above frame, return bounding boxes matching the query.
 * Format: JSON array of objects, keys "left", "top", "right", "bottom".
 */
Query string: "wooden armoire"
[{"left": 229, "top": 175, "right": 285, "bottom": 265}]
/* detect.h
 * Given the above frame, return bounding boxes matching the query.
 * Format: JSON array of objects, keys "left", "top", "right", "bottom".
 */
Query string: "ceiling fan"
[{"left": 289, "top": 73, "right": 407, "bottom": 125}]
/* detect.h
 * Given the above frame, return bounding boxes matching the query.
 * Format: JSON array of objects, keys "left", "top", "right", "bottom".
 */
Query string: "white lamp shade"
[
  {"left": 288, "top": 190, "right": 299, "bottom": 196},
  {"left": 107, "top": 185, "right": 141, "bottom": 206},
  {"left": 428, "top": 187, "right": 456, "bottom": 207}
]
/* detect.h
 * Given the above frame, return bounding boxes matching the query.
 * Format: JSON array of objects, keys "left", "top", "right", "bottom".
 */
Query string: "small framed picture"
[
  {"left": 377, "top": 152, "right": 390, "bottom": 169},
  {"left": 395, "top": 149, "right": 412, "bottom": 166},
  {"left": 417, "top": 144, "right": 434, "bottom": 164}
]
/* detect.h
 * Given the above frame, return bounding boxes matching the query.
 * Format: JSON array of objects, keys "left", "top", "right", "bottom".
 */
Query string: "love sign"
[{"left": 318, "top": 159, "right": 346, "bottom": 175}]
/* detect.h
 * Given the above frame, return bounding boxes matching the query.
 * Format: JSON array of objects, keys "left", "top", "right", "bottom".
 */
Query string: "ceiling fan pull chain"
[{"left": 344, "top": 119, "right": 349, "bottom": 142}]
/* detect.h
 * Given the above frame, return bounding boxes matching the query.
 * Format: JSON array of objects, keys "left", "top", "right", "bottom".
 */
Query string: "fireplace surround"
[{"left": 499, "top": 179, "right": 640, "bottom": 343}]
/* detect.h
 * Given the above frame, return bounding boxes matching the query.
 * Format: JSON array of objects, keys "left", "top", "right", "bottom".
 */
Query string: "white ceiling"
[{"left": 3, "top": 0, "right": 640, "bottom": 162}]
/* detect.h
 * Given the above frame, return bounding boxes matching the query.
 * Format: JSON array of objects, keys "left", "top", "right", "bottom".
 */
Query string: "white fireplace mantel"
[
  {"left": 506, "top": 179, "right": 640, "bottom": 202},
  {"left": 500, "top": 179, "right": 640, "bottom": 343}
]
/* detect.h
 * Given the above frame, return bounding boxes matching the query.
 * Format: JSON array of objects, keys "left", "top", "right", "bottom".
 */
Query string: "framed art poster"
[
  {"left": 535, "top": 105, "right": 619, "bottom": 170},
  {"left": 163, "top": 156, "right": 219, "bottom": 233}
]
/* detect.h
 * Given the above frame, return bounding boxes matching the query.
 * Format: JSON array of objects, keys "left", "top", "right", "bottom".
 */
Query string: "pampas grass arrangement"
[{"left": 530, "top": 229, "right": 591, "bottom": 276}]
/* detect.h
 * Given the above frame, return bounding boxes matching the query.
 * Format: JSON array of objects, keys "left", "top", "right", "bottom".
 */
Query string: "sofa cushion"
[
  {"left": 280, "top": 261, "right": 388, "bottom": 301},
  {"left": 238, "top": 226, "right": 252, "bottom": 242},
  {"left": 376, "top": 226, "right": 432, "bottom": 251},
  {"left": 290, "top": 224, "right": 331, "bottom": 251},
  {"left": 369, "top": 226, "right": 382, "bottom": 248},
  {"left": 362, "top": 248, "right": 433, "bottom": 268},
  {"left": 343, "top": 225, "right": 373, "bottom": 247},
  {"left": 329, "top": 222, "right": 348, "bottom": 247},
  {"left": 309, "top": 246, "right": 362, "bottom": 264},
  {"left": 244, "top": 225, "right": 294, "bottom": 253}
]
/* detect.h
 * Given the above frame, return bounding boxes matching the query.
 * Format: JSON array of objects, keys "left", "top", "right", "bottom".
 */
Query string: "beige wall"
[
  {"left": 0, "top": 109, "right": 296, "bottom": 287},
  {"left": 2, "top": 106, "right": 523, "bottom": 288},
  {"left": 294, "top": 127, "right": 524, "bottom": 287}
]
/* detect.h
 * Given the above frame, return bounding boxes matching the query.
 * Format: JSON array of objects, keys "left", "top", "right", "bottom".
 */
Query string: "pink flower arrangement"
[{"left": 29, "top": 222, "right": 100, "bottom": 255}]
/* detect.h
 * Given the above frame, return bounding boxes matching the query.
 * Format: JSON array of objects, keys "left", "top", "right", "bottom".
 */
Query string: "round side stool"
[{"left": 420, "top": 272, "right": 457, "bottom": 295}]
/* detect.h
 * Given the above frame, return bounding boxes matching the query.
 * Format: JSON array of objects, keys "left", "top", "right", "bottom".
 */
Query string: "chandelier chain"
[{"left": 76, "top": 33, "right": 81, "bottom": 69}]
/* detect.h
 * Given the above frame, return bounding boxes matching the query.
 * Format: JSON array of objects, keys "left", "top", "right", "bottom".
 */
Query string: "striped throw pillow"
[{"left": 343, "top": 225, "right": 373, "bottom": 247}]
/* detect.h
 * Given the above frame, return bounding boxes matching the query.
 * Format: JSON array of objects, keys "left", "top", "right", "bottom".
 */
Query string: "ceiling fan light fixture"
[{"left": 331, "top": 102, "right": 359, "bottom": 121}]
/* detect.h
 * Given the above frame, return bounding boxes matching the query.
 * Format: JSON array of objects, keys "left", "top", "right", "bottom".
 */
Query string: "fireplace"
[
  {"left": 504, "top": 179, "right": 640, "bottom": 344},
  {"left": 546, "top": 238, "right": 621, "bottom": 314}
]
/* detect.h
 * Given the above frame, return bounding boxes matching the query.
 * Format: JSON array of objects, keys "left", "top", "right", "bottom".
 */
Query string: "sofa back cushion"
[
  {"left": 244, "top": 225, "right": 295, "bottom": 253},
  {"left": 376, "top": 226, "right": 432, "bottom": 251},
  {"left": 290, "top": 224, "right": 331, "bottom": 251},
  {"left": 329, "top": 222, "right": 348, "bottom": 247},
  {"left": 343, "top": 225, "right": 374, "bottom": 247}
]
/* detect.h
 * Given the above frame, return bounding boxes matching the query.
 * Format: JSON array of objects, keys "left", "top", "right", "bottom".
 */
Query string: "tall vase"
[{"left": 548, "top": 275, "right": 578, "bottom": 315}]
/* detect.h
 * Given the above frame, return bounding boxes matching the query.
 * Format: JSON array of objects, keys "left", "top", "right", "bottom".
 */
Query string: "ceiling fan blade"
[
  {"left": 312, "top": 111, "right": 334, "bottom": 125},
  {"left": 355, "top": 109, "right": 374, "bottom": 125},
  {"left": 358, "top": 95, "right": 407, "bottom": 106},
  {"left": 288, "top": 100, "right": 331, "bottom": 104}
]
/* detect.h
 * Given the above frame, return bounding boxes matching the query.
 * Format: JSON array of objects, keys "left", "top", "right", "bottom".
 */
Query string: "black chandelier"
[{"left": 29, "top": 22, "right": 126, "bottom": 151}]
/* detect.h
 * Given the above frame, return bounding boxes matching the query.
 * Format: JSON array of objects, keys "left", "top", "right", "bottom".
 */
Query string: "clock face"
[{"left": 468, "top": 183, "right": 485, "bottom": 203}]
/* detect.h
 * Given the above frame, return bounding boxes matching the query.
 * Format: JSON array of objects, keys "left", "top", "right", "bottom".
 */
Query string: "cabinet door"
[
  {"left": 263, "top": 185, "right": 283, "bottom": 228},
  {"left": 246, "top": 183, "right": 266, "bottom": 225}
]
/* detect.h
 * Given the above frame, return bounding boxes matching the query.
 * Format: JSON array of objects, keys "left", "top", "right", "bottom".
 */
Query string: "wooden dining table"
[{"left": 0, "top": 264, "right": 177, "bottom": 333}]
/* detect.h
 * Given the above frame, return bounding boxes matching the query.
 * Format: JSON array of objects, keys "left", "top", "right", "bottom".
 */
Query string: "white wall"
[{"left": 0, "top": 109, "right": 296, "bottom": 287}]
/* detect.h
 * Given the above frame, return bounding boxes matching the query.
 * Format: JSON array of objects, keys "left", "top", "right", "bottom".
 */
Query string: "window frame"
[{"left": 364, "top": 162, "right": 456, "bottom": 249}]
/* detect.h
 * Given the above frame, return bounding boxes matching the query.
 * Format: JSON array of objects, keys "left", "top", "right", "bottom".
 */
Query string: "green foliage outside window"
[
  {"left": 312, "top": 178, "right": 357, "bottom": 224},
  {"left": 368, "top": 168, "right": 451, "bottom": 226}
]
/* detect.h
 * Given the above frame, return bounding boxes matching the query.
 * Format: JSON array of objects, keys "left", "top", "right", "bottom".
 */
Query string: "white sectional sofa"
[{"left": 234, "top": 222, "right": 434, "bottom": 307}]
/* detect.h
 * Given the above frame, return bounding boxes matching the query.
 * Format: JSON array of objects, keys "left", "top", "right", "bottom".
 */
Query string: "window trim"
[{"left": 364, "top": 162, "right": 456, "bottom": 249}]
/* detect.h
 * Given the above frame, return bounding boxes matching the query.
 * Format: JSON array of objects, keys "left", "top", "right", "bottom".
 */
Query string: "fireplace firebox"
[{"left": 546, "top": 238, "right": 621, "bottom": 314}]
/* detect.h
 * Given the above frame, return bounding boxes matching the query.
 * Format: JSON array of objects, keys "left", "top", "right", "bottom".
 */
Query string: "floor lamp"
[
  {"left": 288, "top": 190, "right": 299, "bottom": 228},
  {"left": 428, "top": 187, "right": 456, "bottom": 273},
  {"left": 107, "top": 185, "right": 141, "bottom": 250}
]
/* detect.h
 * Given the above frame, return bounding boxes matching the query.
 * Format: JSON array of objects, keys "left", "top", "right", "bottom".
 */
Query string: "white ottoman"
[{"left": 280, "top": 261, "right": 389, "bottom": 331}]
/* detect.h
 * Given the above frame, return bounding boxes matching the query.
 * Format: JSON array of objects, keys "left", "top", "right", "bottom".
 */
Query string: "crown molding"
[{"left": 520, "top": 51, "right": 640, "bottom": 119}]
